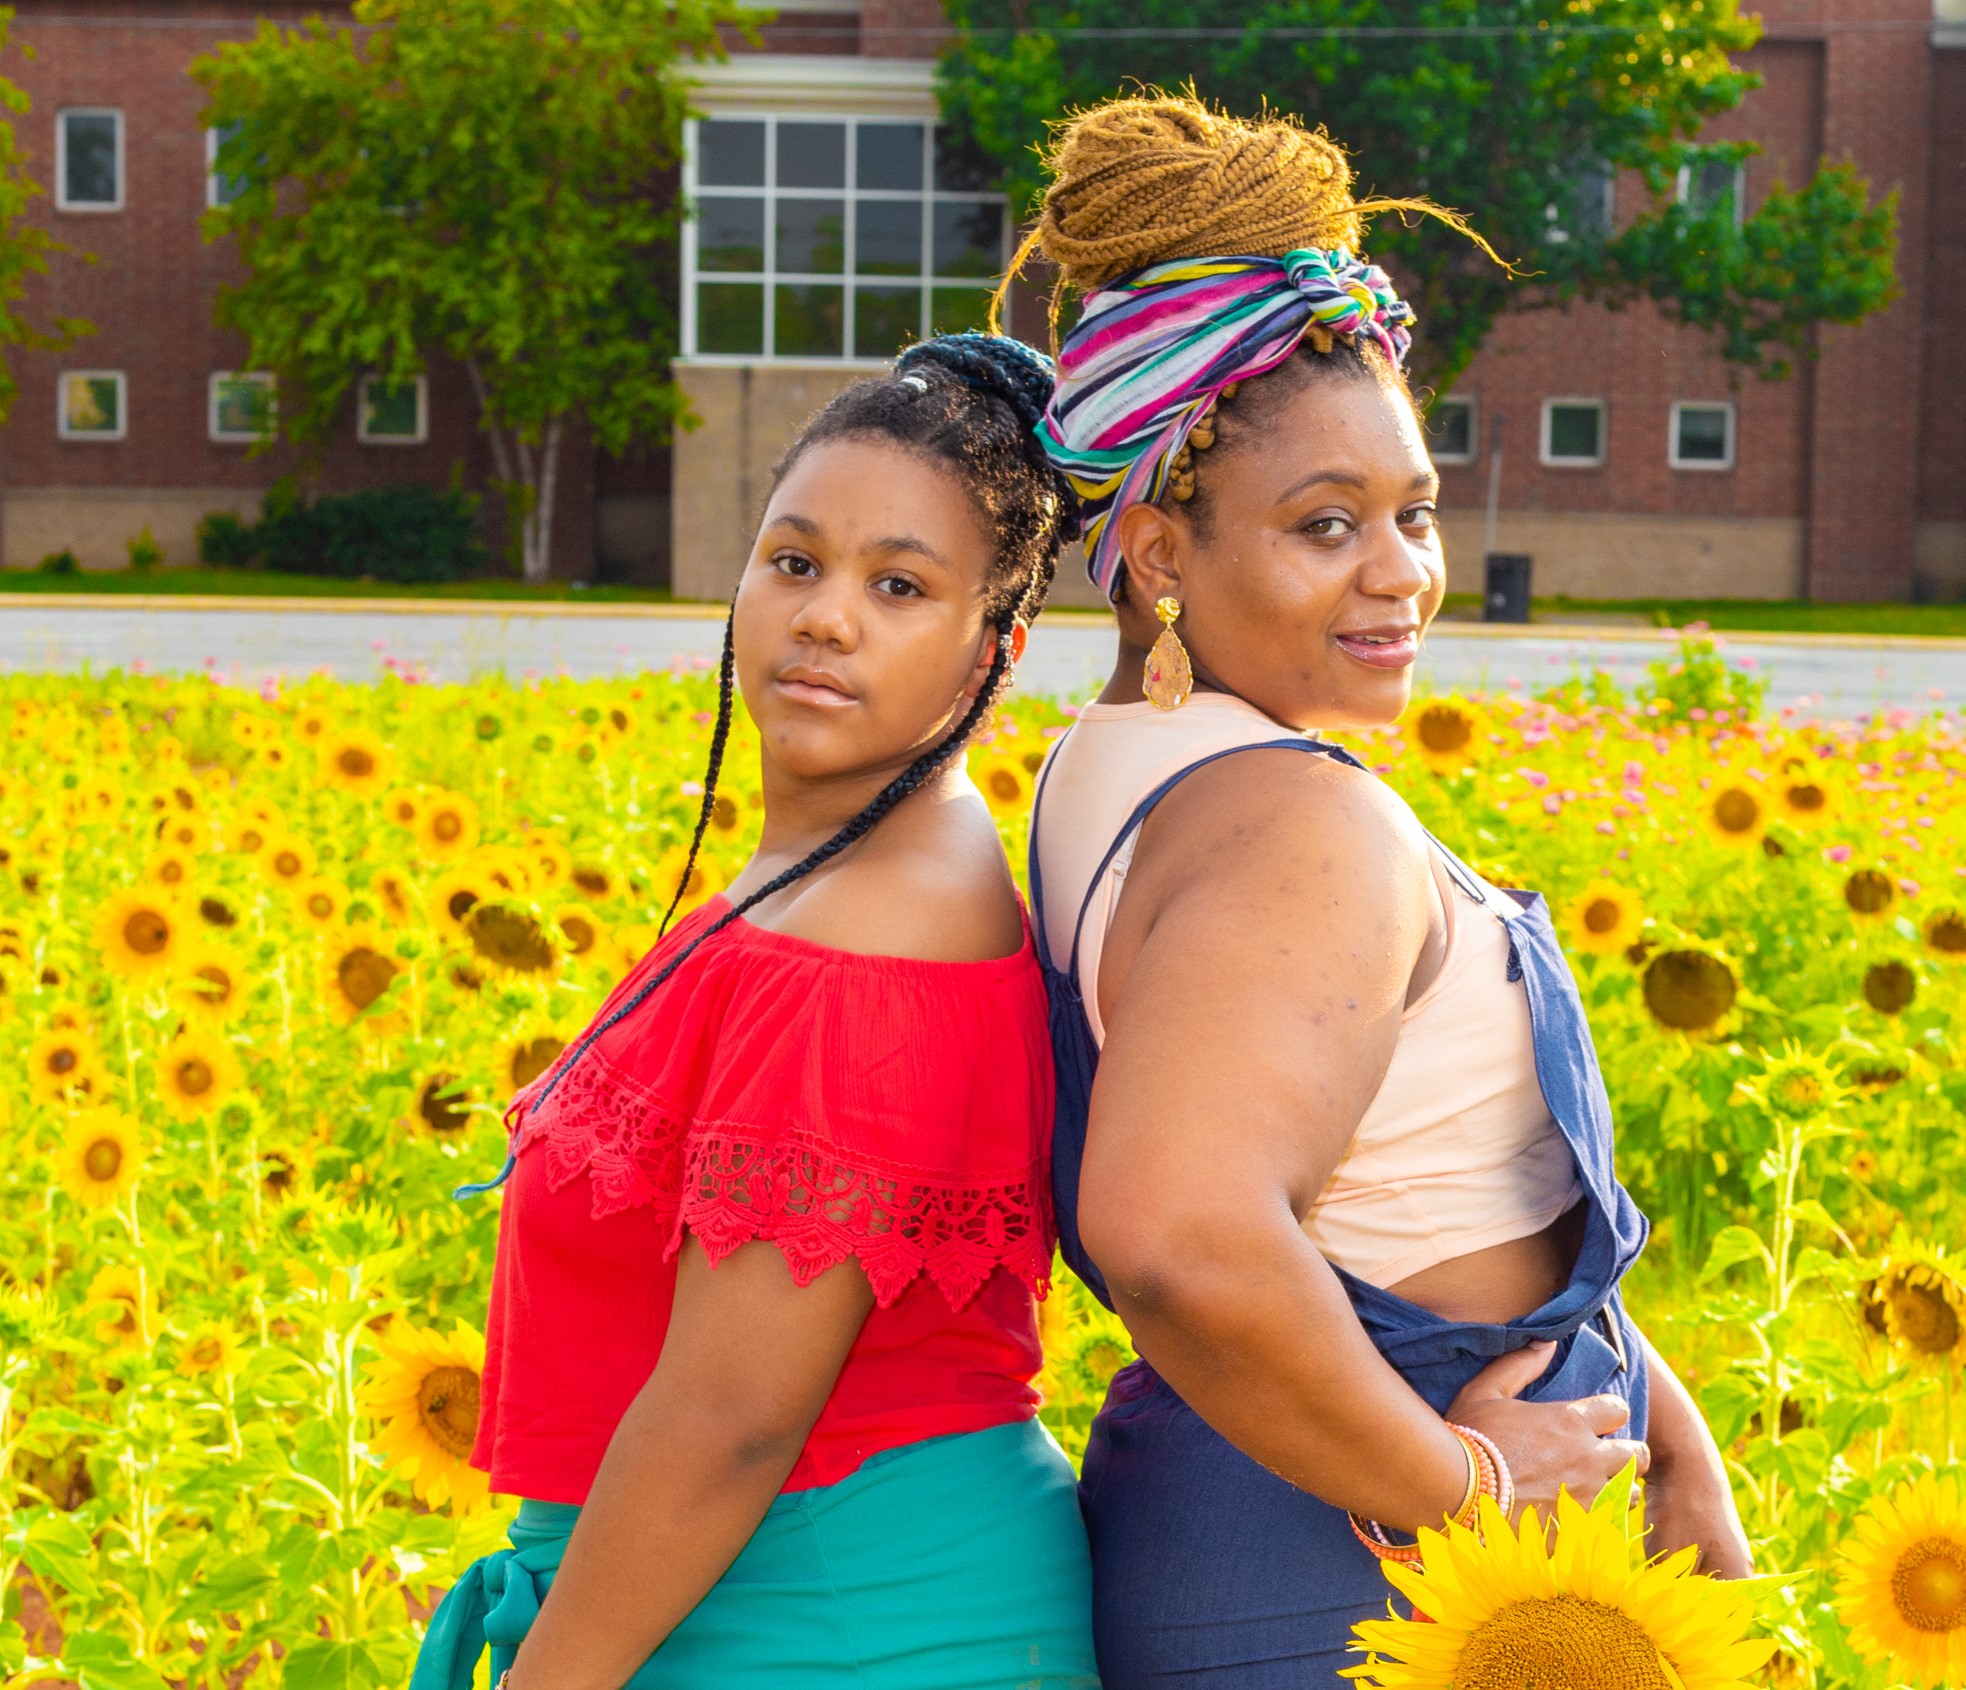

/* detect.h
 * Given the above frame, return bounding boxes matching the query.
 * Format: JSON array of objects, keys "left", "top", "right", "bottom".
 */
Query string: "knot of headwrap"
[{"left": 1035, "top": 246, "right": 1416, "bottom": 601}]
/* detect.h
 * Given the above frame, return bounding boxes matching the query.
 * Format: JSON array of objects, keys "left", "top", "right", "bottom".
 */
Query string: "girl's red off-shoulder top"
[{"left": 469, "top": 895, "right": 1057, "bottom": 1504}]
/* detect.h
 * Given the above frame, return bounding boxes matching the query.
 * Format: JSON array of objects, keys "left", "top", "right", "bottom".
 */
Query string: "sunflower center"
[
  {"left": 49, "top": 1047, "right": 78, "bottom": 1076},
  {"left": 419, "top": 1077, "right": 470, "bottom": 1135},
  {"left": 1893, "top": 1537, "right": 1966, "bottom": 1633},
  {"left": 432, "top": 811, "right": 462, "bottom": 842},
  {"left": 1417, "top": 706, "right": 1474, "bottom": 754},
  {"left": 307, "top": 893, "right": 334, "bottom": 919},
  {"left": 446, "top": 888, "right": 480, "bottom": 923},
  {"left": 1888, "top": 1281, "right": 1961, "bottom": 1355},
  {"left": 1930, "top": 913, "right": 1966, "bottom": 955},
  {"left": 338, "top": 747, "right": 376, "bottom": 779},
  {"left": 239, "top": 828, "right": 265, "bottom": 853},
  {"left": 711, "top": 794, "right": 739, "bottom": 830},
  {"left": 84, "top": 1138, "right": 124, "bottom": 1181},
  {"left": 176, "top": 1058, "right": 214, "bottom": 1096},
  {"left": 338, "top": 946, "right": 399, "bottom": 1011},
  {"left": 1455, "top": 1595, "right": 1674, "bottom": 1689},
  {"left": 561, "top": 915, "right": 596, "bottom": 954},
  {"left": 1864, "top": 961, "right": 1916, "bottom": 1015},
  {"left": 187, "top": 1338, "right": 223, "bottom": 1369},
  {"left": 1713, "top": 788, "right": 1759, "bottom": 832},
  {"left": 467, "top": 905, "right": 555, "bottom": 972},
  {"left": 1642, "top": 949, "right": 1737, "bottom": 1032},
  {"left": 986, "top": 770, "right": 1023, "bottom": 803},
  {"left": 159, "top": 860, "right": 186, "bottom": 884},
  {"left": 511, "top": 1035, "right": 567, "bottom": 1089},
  {"left": 416, "top": 1364, "right": 482, "bottom": 1460},
  {"left": 194, "top": 964, "right": 234, "bottom": 1004},
  {"left": 274, "top": 851, "right": 301, "bottom": 878},
  {"left": 1583, "top": 897, "right": 1622, "bottom": 934},
  {"left": 123, "top": 908, "right": 171, "bottom": 955},
  {"left": 1845, "top": 869, "right": 1895, "bottom": 915}
]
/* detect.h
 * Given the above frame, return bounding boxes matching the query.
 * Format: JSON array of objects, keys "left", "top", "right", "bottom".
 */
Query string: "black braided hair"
[{"left": 526, "top": 333, "right": 1077, "bottom": 1121}]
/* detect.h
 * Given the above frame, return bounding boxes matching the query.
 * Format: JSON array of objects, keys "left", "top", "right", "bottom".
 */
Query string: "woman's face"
[
  {"left": 1113, "top": 370, "right": 1445, "bottom": 732},
  {"left": 735, "top": 437, "right": 1002, "bottom": 789}
]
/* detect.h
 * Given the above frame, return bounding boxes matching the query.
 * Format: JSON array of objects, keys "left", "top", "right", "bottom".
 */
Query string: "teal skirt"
[{"left": 410, "top": 1418, "right": 1101, "bottom": 1689}]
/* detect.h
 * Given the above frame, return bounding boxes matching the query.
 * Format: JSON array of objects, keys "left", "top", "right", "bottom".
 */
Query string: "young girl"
[
  {"left": 411, "top": 333, "right": 1100, "bottom": 1690},
  {"left": 1016, "top": 96, "right": 1751, "bottom": 1682}
]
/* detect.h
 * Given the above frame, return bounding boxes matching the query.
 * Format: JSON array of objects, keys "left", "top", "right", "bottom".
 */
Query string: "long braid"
[
  {"left": 524, "top": 626, "right": 1016, "bottom": 1122},
  {"left": 658, "top": 607, "right": 736, "bottom": 939}
]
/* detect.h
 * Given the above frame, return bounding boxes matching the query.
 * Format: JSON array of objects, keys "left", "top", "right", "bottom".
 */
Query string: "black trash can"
[{"left": 1483, "top": 553, "right": 1532, "bottom": 624}]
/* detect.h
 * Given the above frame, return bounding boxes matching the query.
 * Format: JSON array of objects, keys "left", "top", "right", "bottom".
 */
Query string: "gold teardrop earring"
[{"left": 1143, "top": 595, "right": 1193, "bottom": 711}]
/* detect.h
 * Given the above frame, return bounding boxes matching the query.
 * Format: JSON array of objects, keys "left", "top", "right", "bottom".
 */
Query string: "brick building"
[{"left": 3, "top": 0, "right": 1961, "bottom": 604}]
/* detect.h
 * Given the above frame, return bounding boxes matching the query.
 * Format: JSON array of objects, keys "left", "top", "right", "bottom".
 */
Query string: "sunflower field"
[{"left": 2, "top": 631, "right": 1965, "bottom": 1688}]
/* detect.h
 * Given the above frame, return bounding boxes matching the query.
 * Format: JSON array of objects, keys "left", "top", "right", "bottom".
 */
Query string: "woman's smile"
[{"left": 1332, "top": 624, "right": 1420, "bottom": 670}]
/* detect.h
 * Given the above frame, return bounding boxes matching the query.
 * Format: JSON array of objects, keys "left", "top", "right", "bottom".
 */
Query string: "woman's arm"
[
  {"left": 505, "top": 1240, "right": 874, "bottom": 1690},
  {"left": 1637, "top": 1333, "right": 1752, "bottom": 1576},
  {"left": 1082, "top": 750, "right": 1646, "bottom": 1532}
]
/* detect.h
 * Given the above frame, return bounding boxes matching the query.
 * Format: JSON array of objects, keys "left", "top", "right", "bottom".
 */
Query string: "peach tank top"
[{"left": 1033, "top": 694, "right": 1580, "bottom": 1290}]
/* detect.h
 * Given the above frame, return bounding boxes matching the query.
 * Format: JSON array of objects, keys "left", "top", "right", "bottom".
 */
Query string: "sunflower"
[
  {"left": 653, "top": 850, "right": 723, "bottom": 920},
  {"left": 88, "top": 1264, "right": 151, "bottom": 1352},
  {"left": 1871, "top": 1246, "right": 1966, "bottom": 1367},
  {"left": 1563, "top": 881, "right": 1644, "bottom": 956},
  {"left": 416, "top": 791, "right": 479, "bottom": 859},
  {"left": 1701, "top": 784, "right": 1765, "bottom": 847},
  {"left": 380, "top": 787, "right": 424, "bottom": 831},
  {"left": 428, "top": 868, "right": 490, "bottom": 939},
  {"left": 707, "top": 789, "right": 744, "bottom": 838},
  {"left": 319, "top": 728, "right": 394, "bottom": 797},
  {"left": 569, "top": 862, "right": 616, "bottom": 902},
  {"left": 1864, "top": 960, "right": 1917, "bottom": 1016},
  {"left": 473, "top": 711, "right": 503, "bottom": 741},
  {"left": 972, "top": 753, "right": 1035, "bottom": 817},
  {"left": 156, "top": 1030, "right": 241, "bottom": 1121},
  {"left": 175, "top": 942, "right": 246, "bottom": 1024},
  {"left": 415, "top": 1073, "right": 472, "bottom": 1137},
  {"left": 610, "top": 923, "right": 658, "bottom": 979},
  {"left": 1924, "top": 907, "right": 1966, "bottom": 960},
  {"left": 464, "top": 902, "right": 557, "bottom": 974},
  {"left": 197, "top": 893, "right": 240, "bottom": 930},
  {"left": 293, "top": 705, "right": 333, "bottom": 745},
  {"left": 359, "top": 1319, "right": 490, "bottom": 1510},
  {"left": 373, "top": 869, "right": 414, "bottom": 925},
  {"left": 526, "top": 839, "right": 571, "bottom": 890},
  {"left": 1346, "top": 1484, "right": 1771, "bottom": 1690},
  {"left": 292, "top": 876, "right": 348, "bottom": 931},
  {"left": 322, "top": 926, "right": 403, "bottom": 1025},
  {"left": 1776, "top": 775, "right": 1834, "bottom": 827},
  {"left": 177, "top": 1320, "right": 242, "bottom": 1378},
  {"left": 1405, "top": 700, "right": 1487, "bottom": 775},
  {"left": 145, "top": 847, "right": 197, "bottom": 894},
  {"left": 1844, "top": 868, "right": 1896, "bottom": 919},
  {"left": 506, "top": 1031, "right": 568, "bottom": 1091},
  {"left": 228, "top": 807, "right": 282, "bottom": 856},
  {"left": 55, "top": 1108, "right": 143, "bottom": 1209},
  {"left": 28, "top": 1025, "right": 103, "bottom": 1103},
  {"left": 1641, "top": 948, "right": 1737, "bottom": 1033},
  {"left": 1836, "top": 1471, "right": 1966, "bottom": 1685},
  {"left": 556, "top": 901, "right": 609, "bottom": 961},
  {"left": 474, "top": 847, "right": 533, "bottom": 899},
  {"left": 95, "top": 888, "right": 184, "bottom": 983},
  {"left": 154, "top": 812, "right": 209, "bottom": 854},
  {"left": 259, "top": 834, "right": 316, "bottom": 889}
]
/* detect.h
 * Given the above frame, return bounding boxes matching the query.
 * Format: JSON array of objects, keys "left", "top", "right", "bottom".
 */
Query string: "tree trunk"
[{"left": 467, "top": 361, "right": 562, "bottom": 584}]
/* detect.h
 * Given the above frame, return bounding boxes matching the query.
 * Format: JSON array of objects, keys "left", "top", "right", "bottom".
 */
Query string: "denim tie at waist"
[{"left": 411, "top": 1501, "right": 575, "bottom": 1690}]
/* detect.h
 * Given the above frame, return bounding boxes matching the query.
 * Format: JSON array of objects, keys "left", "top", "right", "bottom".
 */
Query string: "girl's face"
[
  {"left": 1112, "top": 372, "right": 1445, "bottom": 733},
  {"left": 735, "top": 437, "right": 1003, "bottom": 789}
]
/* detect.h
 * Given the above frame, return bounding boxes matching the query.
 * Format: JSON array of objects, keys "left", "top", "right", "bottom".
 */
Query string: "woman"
[
  {"left": 1015, "top": 97, "right": 1751, "bottom": 1682},
  {"left": 411, "top": 333, "right": 1100, "bottom": 1690}
]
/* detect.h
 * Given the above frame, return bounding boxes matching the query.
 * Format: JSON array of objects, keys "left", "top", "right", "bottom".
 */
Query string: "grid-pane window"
[
  {"left": 210, "top": 372, "right": 276, "bottom": 442},
  {"left": 1542, "top": 399, "right": 1605, "bottom": 467},
  {"left": 359, "top": 375, "right": 427, "bottom": 444},
  {"left": 1677, "top": 158, "right": 1745, "bottom": 228},
  {"left": 59, "top": 371, "right": 126, "bottom": 440},
  {"left": 58, "top": 110, "right": 122, "bottom": 210},
  {"left": 1670, "top": 401, "right": 1734, "bottom": 470},
  {"left": 1427, "top": 396, "right": 1476, "bottom": 464},
  {"left": 684, "top": 116, "right": 1006, "bottom": 362},
  {"left": 208, "top": 122, "right": 249, "bottom": 208}
]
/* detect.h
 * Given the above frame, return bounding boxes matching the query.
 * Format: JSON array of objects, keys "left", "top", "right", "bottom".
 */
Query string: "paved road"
[{"left": 4, "top": 596, "right": 1963, "bottom": 716}]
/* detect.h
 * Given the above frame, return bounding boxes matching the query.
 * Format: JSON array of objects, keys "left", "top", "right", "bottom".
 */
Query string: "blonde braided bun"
[{"left": 992, "top": 90, "right": 1498, "bottom": 337}]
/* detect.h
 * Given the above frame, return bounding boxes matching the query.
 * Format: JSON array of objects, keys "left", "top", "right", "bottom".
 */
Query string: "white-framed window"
[
  {"left": 682, "top": 114, "right": 1008, "bottom": 364},
  {"left": 1670, "top": 400, "right": 1735, "bottom": 471},
  {"left": 1676, "top": 158, "right": 1747, "bottom": 229},
  {"left": 207, "top": 122, "right": 249, "bottom": 208},
  {"left": 58, "top": 370, "right": 126, "bottom": 440},
  {"left": 1545, "top": 164, "right": 1615, "bottom": 247},
  {"left": 1426, "top": 395, "right": 1477, "bottom": 464},
  {"left": 1541, "top": 398, "right": 1606, "bottom": 467},
  {"left": 210, "top": 371, "right": 276, "bottom": 442},
  {"left": 358, "top": 374, "right": 428, "bottom": 444},
  {"left": 57, "top": 108, "right": 123, "bottom": 211}
]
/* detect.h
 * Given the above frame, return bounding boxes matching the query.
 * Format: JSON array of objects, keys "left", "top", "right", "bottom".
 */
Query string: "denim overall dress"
[{"left": 1029, "top": 735, "right": 1652, "bottom": 1686}]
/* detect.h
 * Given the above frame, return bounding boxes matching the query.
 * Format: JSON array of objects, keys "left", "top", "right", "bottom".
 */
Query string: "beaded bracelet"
[{"left": 1347, "top": 1423, "right": 1514, "bottom": 1564}]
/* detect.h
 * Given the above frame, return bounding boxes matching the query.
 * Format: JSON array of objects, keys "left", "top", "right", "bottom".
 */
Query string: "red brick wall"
[{"left": 1918, "top": 45, "right": 1966, "bottom": 525}]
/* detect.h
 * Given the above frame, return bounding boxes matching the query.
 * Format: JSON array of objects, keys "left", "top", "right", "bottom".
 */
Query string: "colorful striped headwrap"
[{"left": 1036, "top": 246, "right": 1416, "bottom": 601}]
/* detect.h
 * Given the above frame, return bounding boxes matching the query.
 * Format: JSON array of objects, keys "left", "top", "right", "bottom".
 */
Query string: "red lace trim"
[{"left": 508, "top": 1049, "right": 1051, "bottom": 1310}]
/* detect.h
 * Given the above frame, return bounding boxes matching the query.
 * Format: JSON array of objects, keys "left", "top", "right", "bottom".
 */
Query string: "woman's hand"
[{"left": 1447, "top": 1342, "right": 1651, "bottom": 1523}]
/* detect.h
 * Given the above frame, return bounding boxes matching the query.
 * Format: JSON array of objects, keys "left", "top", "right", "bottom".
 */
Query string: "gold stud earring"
[{"left": 1143, "top": 596, "right": 1193, "bottom": 711}]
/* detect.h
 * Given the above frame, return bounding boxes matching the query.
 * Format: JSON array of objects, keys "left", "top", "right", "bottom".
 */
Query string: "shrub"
[
  {"left": 197, "top": 510, "right": 260, "bottom": 568},
  {"left": 37, "top": 548, "right": 79, "bottom": 574},
  {"left": 126, "top": 524, "right": 164, "bottom": 572},
  {"left": 258, "top": 484, "right": 487, "bottom": 584}
]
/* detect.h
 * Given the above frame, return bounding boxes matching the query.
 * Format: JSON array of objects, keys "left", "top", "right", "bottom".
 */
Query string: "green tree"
[
  {"left": 194, "top": 0, "right": 744, "bottom": 582},
  {"left": 941, "top": 1, "right": 1898, "bottom": 391},
  {"left": 0, "top": 8, "right": 90, "bottom": 421}
]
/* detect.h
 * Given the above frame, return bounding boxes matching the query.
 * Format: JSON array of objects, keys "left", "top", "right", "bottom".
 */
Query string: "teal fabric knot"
[{"left": 410, "top": 1501, "right": 576, "bottom": 1690}]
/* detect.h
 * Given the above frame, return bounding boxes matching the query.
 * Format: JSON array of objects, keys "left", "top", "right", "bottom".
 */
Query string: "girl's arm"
[
  {"left": 1081, "top": 750, "right": 1646, "bottom": 1533},
  {"left": 1637, "top": 1332, "right": 1753, "bottom": 1576},
  {"left": 505, "top": 1239, "right": 874, "bottom": 1690}
]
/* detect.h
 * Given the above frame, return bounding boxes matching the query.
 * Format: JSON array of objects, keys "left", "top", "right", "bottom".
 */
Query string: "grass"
[
  {"left": 6, "top": 569, "right": 1964, "bottom": 636},
  {"left": 1439, "top": 593, "right": 1966, "bottom": 637}
]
